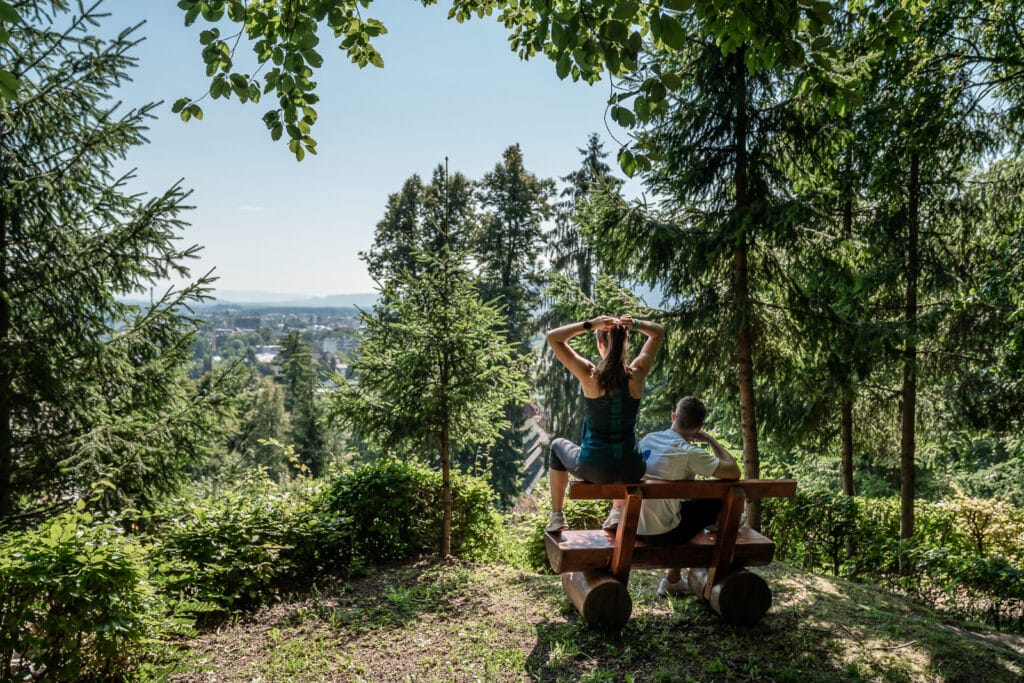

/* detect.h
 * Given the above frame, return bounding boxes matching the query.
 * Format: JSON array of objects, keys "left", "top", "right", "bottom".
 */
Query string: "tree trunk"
[
  {"left": 840, "top": 396, "right": 855, "bottom": 496},
  {"left": 840, "top": 152, "right": 856, "bottom": 499},
  {"left": 900, "top": 152, "right": 920, "bottom": 543},
  {"left": 731, "top": 46, "right": 761, "bottom": 529},
  {"left": 579, "top": 249, "right": 593, "bottom": 300},
  {"left": 441, "top": 427, "right": 452, "bottom": 558},
  {"left": 0, "top": 186, "right": 11, "bottom": 520}
]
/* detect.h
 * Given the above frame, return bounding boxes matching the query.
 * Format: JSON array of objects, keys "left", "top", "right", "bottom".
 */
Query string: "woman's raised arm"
[
  {"left": 624, "top": 316, "right": 664, "bottom": 380},
  {"left": 547, "top": 315, "right": 617, "bottom": 384}
]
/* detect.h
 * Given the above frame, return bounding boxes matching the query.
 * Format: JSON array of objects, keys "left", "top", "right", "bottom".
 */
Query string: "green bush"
[
  {"left": 0, "top": 507, "right": 169, "bottom": 680},
  {"left": 763, "top": 488, "right": 1024, "bottom": 628},
  {"left": 152, "top": 471, "right": 352, "bottom": 614},
  {"left": 324, "top": 458, "right": 503, "bottom": 569}
]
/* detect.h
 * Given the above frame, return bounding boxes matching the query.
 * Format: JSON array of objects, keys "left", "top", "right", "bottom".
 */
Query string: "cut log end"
[
  {"left": 562, "top": 570, "right": 632, "bottom": 629},
  {"left": 688, "top": 567, "right": 773, "bottom": 626}
]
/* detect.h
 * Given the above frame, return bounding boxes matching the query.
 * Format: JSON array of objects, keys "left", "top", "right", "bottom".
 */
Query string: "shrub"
[
  {"left": 151, "top": 470, "right": 352, "bottom": 614},
  {"left": 324, "top": 458, "right": 503, "bottom": 569},
  {"left": 762, "top": 491, "right": 862, "bottom": 576},
  {"left": 763, "top": 488, "right": 1024, "bottom": 629},
  {"left": 0, "top": 507, "right": 168, "bottom": 680}
]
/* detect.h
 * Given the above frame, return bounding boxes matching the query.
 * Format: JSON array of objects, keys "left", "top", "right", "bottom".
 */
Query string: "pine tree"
[
  {"left": 278, "top": 331, "right": 326, "bottom": 476},
  {"left": 330, "top": 241, "right": 528, "bottom": 556},
  {"left": 538, "top": 134, "right": 623, "bottom": 441},
  {"left": 0, "top": 3, "right": 227, "bottom": 523},
  {"left": 475, "top": 144, "right": 554, "bottom": 504}
]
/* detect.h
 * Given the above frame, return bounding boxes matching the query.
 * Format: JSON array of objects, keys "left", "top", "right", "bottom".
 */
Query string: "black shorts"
[
  {"left": 637, "top": 498, "right": 723, "bottom": 546},
  {"left": 547, "top": 437, "right": 646, "bottom": 484}
]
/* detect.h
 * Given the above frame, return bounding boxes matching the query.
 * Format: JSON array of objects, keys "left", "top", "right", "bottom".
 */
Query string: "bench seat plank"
[{"left": 545, "top": 526, "right": 776, "bottom": 574}]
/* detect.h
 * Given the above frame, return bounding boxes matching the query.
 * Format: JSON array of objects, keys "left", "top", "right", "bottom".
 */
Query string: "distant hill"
[
  {"left": 119, "top": 290, "right": 378, "bottom": 311},
  {"left": 206, "top": 290, "right": 378, "bottom": 308}
]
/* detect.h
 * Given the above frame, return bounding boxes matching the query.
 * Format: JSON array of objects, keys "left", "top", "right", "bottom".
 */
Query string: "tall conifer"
[{"left": 0, "top": 2, "right": 225, "bottom": 523}]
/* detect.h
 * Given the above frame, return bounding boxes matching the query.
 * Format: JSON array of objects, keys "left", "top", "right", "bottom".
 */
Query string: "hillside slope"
[{"left": 173, "top": 560, "right": 1024, "bottom": 682}]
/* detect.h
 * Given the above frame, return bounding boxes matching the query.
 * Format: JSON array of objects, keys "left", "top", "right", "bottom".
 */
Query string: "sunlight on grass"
[{"left": 169, "top": 560, "right": 1024, "bottom": 682}]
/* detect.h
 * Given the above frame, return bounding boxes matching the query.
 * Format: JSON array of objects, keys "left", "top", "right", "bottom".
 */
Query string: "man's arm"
[{"left": 692, "top": 430, "right": 741, "bottom": 480}]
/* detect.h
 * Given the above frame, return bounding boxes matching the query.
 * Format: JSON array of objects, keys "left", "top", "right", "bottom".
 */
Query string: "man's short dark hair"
[{"left": 674, "top": 396, "right": 706, "bottom": 430}]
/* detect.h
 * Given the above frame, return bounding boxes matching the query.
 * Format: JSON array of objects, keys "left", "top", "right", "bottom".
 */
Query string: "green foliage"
[
  {"left": 0, "top": 1, "right": 19, "bottom": 99},
  {"left": 0, "top": 507, "right": 173, "bottom": 679},
  {"left": 474, "top": 144, "right": 555, "bottom": 503},
  {"left": 476, "top": 144, "right": 556, "bottom": 354},
  {"left": 361, "top": 165, "right": 477, "bottom": 284},
  {"left": 324, "top": 458, "right": 503, "bottom": 569},
  {"left": 763, "top": 488, "right": 1024, "bottom": 628},
  {"left": 152, "top": 471, "right": 351, "bottom": 614},
  {"left": 1, "top": 2, "right": 230, "bottom": 523},
  {"left": 150, "top": 458, "right": 502, "bottom": 619},
  {"left": 331, "top": 233, "right": 530, "bottom": 517},
  {"left": 278, "top": 331, "right": 327, "bottom": 476},
  {"left": 233, "top": 379, "right": 293, "bottom": 481},
  {"left": 172, "top": 1, "right": 855, "bottom": 169}
]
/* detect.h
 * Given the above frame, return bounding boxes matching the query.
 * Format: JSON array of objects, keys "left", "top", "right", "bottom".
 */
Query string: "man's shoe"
[
  {"left": 706, "top": 512, "right": 748, "bottom": 533},
  {"left": 546, "top": 511, "right": 568, "bottom": 533},
  {"left": 657, "top": 573, "right": 691, "bottom": 597},
  {"left": 602, "top": 506, "right": 621, "bottom": 531}
]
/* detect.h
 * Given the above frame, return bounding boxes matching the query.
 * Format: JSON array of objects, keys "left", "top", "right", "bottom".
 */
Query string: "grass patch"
[{"left": 170, "top": 559, "right": 1024, "bottom": 682}]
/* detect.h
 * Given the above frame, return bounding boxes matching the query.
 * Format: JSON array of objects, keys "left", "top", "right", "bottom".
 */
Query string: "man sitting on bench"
[{"left": 606, "top": 395, "right": 741, "bottom": 597}]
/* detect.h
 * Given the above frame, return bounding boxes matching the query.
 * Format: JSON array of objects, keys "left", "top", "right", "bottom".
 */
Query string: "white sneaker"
[
  {"left": 602, "top": 506, "right": 621, "bottom": 531},
  {"left": 706, "top": 512, "right": 747, "bottom": 533},
  {"left": 546, "top": 511, "right": 568, "bottom": 533},
  {"left": 657, "top": 573, "right": 691, "bottom": 597}
]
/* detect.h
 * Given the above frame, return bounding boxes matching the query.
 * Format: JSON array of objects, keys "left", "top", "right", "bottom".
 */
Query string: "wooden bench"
[{"left": 545, "top": 479, "right": 797, "bottom": 628}]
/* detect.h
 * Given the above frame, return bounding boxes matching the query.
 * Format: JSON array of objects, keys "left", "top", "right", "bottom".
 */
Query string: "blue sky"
[{"left": 103, "top": 1, "right": 638, "bottom": 296}]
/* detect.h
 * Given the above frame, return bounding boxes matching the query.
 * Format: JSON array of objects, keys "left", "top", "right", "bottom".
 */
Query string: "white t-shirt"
[{"left": 636, "top": 429, "right": 720, "bottom": 536}]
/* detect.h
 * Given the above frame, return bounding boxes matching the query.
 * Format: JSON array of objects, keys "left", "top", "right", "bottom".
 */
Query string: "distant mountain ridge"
[
  {"left": 209, "top": 290, "right": 378, "bottom": 308},
  {"left": 119, "top": 290, "right": 378, "bottom": 309}
]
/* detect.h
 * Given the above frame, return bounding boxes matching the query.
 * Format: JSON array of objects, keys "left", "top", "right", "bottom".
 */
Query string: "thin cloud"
[{"left": 236, "top": 205, "right": 269, "bottom": 212}]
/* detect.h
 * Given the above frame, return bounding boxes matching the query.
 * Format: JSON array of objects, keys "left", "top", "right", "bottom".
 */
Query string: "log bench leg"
[
  {"left": 688, "top": 567, "right": 772, "bottom": 626},
  {"left": 562, "top": 570, "right": 632, "bottom": 629}
]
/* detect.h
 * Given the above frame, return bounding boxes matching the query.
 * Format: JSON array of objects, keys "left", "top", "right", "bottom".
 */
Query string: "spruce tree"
[
  {"left": 0, "top": 2, "right": 226, "bottom": 523},
  {"left": 237, "top": 378, "right": 292, "bottom": 481},
  {"left": 539, "top": 134, "right": 623, "bottom": 442},
  {"left": 579, "top": 7, "right": 822, "bottom": 528},
  {"left": 330, "top": 241, "right": 528, "bottom": 556},
  {"left": 278, "top": 331, "right": 326, "bottom": 476},
  {"left": 475, "top": 144, "right": 554, "bottom": 504}
]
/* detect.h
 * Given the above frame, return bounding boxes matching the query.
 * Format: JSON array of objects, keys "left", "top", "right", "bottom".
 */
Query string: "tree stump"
[
  {"left": 688, "top": 567, "right": 772, "bottom": 626},
  {"left": 561, "top": 570, "right": 632, "bottom": 629}
]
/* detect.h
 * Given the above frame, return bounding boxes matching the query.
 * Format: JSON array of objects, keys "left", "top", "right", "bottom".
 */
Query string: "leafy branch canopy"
[{"left": 169, "top": 0, "right": 858, "bottom": 167}]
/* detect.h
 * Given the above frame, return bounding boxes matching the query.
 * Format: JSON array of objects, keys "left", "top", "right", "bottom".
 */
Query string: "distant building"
[
  {"left": 232, "top": 317, "right": 261, "bottom": 330},
  {"left": 254, "top": 344, "right": 281, "bottom": 365},
  {"left": 321, "top": 338, "right": 339, "bottom": 354}
]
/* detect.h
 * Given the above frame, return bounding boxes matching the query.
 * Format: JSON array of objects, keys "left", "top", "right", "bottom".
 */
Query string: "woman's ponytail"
[{"left": 595, "top": 326, "right": 630, "bottom": 394}]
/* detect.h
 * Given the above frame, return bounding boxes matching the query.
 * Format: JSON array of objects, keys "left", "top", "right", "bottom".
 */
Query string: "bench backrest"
[{"left": 568, "top": 478, "right": 797, "bottom": 500}]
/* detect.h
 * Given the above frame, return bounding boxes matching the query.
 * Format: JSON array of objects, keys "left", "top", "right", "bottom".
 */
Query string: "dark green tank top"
[{"left": 579, "top": 391, "right": 642, "bottom": 469}]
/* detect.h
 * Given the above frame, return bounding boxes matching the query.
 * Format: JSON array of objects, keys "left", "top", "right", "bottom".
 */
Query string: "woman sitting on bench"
[{"left": 544, "top": 314, "right": 664, "bottom": 533}]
